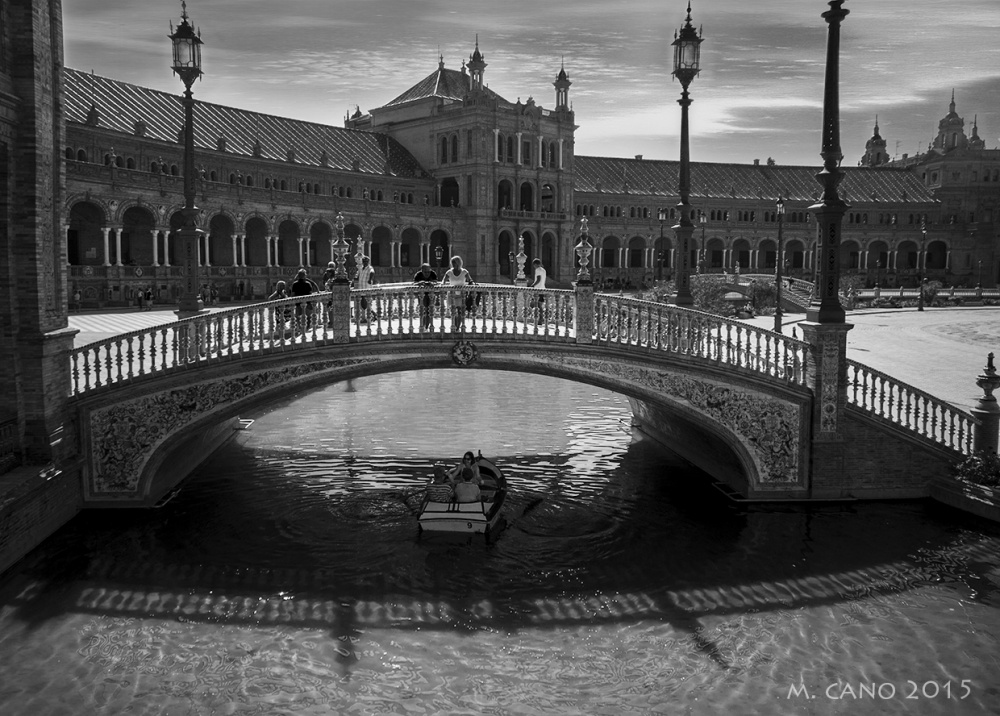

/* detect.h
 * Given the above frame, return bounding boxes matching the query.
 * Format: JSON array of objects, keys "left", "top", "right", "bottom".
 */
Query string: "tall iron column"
[{"left": 670, "top": 3, "right": 703, "bottom": 307}]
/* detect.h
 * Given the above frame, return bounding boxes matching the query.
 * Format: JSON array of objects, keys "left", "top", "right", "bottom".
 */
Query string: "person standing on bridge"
[
  {"left": 290, "top": 269, "right": 315, "bottom": 332},
  {"left": 531, "top": 257, "right": 547, "bottom": 322},
  {"left": 413, "top": 263, "right": 438, "bottom": 330},
  {"left": 441, "top": 255, "right": 474, "bottom": 331},
  {"left": 355, "top": 255, "right": 376, "bottom": 323}
]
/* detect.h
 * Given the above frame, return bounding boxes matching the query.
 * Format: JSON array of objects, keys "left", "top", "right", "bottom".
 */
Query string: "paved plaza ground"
[{"left": 67, "top": 304, "right": 1000, "bottom": 413}]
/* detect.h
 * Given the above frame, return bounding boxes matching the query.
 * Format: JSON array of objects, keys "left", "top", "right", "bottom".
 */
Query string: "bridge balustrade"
[
  {"left": 69, "top": 285, "right": 812, "bottom": 397},
  {"left": 846, "top": 359, "right": 977, "bottom": 453},
  {"left": 593, "top": 294, "right": 809, "bottom": 385}
]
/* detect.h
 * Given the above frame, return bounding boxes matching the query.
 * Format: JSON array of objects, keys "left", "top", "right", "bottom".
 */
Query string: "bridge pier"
[{"left": 799, "top": 320, "right": 855, "bottom": 497}]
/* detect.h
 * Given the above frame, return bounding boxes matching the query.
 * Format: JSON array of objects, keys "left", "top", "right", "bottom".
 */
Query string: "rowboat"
[{"left": 417, "top": 455, "right": 507, "bottom": 536}]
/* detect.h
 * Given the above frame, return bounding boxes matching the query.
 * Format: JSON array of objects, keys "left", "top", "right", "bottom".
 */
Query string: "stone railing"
[
  {"left": 593, "top": 294, "right": 809, "bottom": 385},
  {"left": 68, "top": 284, "right": 809, "bottom": 396},
  {"left": 846, "top": 359, "right": 978, "bottom": 454}
]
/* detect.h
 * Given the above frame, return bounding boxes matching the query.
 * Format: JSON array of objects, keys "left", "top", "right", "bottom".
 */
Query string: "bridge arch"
[{"left": 76, "top": 341, "right": 809, "bottom": 507}]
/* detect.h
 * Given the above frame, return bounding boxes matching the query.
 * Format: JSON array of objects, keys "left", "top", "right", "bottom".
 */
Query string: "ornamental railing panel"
[
  {"left": 846, "top": 358, "right": 977, "bottom": 454},
  {"left": 592, "top": 294, "right": 809, "bottom": 386}
]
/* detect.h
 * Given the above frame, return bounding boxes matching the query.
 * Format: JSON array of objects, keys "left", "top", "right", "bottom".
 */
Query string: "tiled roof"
[
  {"left": 381, "top": 66, "right": 508, "bottom": 108},
  {"left": 574, "top": 156, "right": 938, "bottom": 204},
  {"left": 63, "top": 68, "right": 427, "bottom": 178}
]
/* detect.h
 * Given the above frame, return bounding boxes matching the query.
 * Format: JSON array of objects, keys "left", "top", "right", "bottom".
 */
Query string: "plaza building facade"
[{"left": 60, "top": 41, "right": 992, "bottom": 308}]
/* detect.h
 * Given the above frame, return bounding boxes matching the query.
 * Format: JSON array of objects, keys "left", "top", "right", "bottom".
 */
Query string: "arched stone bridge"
[{"left": 67, "top": 283, "right": 978, "bottom": 506}]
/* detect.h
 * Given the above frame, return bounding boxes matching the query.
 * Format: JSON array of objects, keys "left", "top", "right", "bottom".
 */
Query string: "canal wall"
[{"left": 0, "top": 464, "right": 83, "bottom": 576}]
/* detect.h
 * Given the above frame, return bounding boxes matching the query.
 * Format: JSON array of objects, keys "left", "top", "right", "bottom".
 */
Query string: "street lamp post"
[
  {"left": 169, "top": 2, "right": 205, "bottom": 317},
  {"left": 670, "top": 3, "right": 703, "bottom": 307},
  {"left": 806, "top": 0, "right": 849, "bottom": 324},
  {"left": 699, "top": 212, "right": 707, "bottom": 273},
  {"left": 657, "top": 208, "right": 666, "bottom": 281},
  {"left": 774, "top": 196, "right": 785, "bottom": 332},
  {"left": 978, "top": 259, "right": 983, "bottom": 288},
  {"left": 918, "top": 215, "right": 926, "bottom": 311}
]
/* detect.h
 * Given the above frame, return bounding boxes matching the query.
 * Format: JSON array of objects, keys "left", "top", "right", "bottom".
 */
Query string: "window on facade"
[
  {"left": 440, "top": 137, "right": 449, "bottom": 164},
  {"left": 522, "top": 140, "right": 531, "bottom": 166},
  {"left": 549, "top": 143, "right": 557, "bottom": 167},
  {"left": 506, "top": 137, "right": 514, "bottom": 164},
  {"left": 496, "top": 134, "right": 504, "bottom": 162},
  {"left": 451, "top": 135, "right": 459, "bottom": 163}
]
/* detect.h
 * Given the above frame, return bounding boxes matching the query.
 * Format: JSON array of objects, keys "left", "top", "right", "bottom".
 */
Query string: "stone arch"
[
  {"left": 497, "top": 179, "right": 514, "bottom": 211},
  {"left": 370, "top": 225, "right": 392, "bottom": 267},
  {"left": 541, "top": 231, "right": 558, "bottom": 278},
  {"left": 400, "top": 226, "right": 421, "bottom": 269},
  {"left": 498, "top": 230, "right": 516, "bottom": 278},
  {"left": 277, "top": 219, "right": 301, "bottom": 268},
  {"left": 540, "top": 182, "right": 556, "bottom": 213},
  {"left": 243, "top": 216, "right": 269, "bottom": 267},
  {"left": 429, "top": 228, "right": 450, "bottom": 268},
  {"left": 785, "top": 239, "right": 806, "bottom": 270},
  {"left": 839, "top": 239, "right": 861, "bottom": 270},
  {"left": 310, "top": 220, "right": 333, "bottom": 267},
  {"left": 120, "top": 205, "right": 157, "bottom": 266},
  {"left": 758, "top": 238, "right": 777, "bottom": 269},
  {"left": 68, "top": 201, "right": 108, "bottom": 265},
  {"left": 926, "top": 240, "right": 947, "bottom": 271},
  {"left": 208, "top": 214, "right": 236, "bottom": 266},
  {"left": 519, "top": 181, "right": 534, "bottom": 212},
  {"left": 867, "top": 239, "right": 890, "bottom": 276},
  {"left": 627, "top": 235, "right": 645, "bottom": 268},
  {"left": 732, "top": 238, "right": 751, "bottom": 270},
  {"left": 600, "top": 235, "right": 621, "bottom": 268},
  {"left": 896, "top": 240, "right": 919, "bottom": 271}
]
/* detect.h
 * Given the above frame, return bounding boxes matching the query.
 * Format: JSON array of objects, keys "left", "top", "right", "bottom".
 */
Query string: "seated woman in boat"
[
  {"left": 425, "top": 466, "right": 454, "bottom": 502},
  {"left": 447, "top": 451, "right": 482, "bottom": 485},
  {"left": 453, "top": 467, "right": 482, "bottom": 503}
]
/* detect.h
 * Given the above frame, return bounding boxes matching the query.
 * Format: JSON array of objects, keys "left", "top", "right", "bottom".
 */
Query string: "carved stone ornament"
[
  {"left": 88, "top": 359, "right": 374, "bottom": 495},
  {"left": 533, "top": 354, "right": 801, "bottom": 483},
  {"left": 451, "top": 340, "right": 478, "bottom": 366}
]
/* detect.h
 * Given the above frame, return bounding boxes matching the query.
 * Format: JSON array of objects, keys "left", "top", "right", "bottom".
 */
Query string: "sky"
[{"left": 63, "top": 0, "right": 1000, "bottom": 167}]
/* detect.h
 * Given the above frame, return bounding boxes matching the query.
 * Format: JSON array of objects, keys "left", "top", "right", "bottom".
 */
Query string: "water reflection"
[{"left": 1, "top": 370, "right": 999, "bottom": 714}]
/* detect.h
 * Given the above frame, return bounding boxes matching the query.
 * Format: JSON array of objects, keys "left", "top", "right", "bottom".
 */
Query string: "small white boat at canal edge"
[{"left": 418, "top": 455, "right": 507, "bottom": 536}]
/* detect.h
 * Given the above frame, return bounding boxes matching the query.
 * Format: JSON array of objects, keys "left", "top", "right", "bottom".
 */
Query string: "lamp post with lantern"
[
  {"left": 670, "top": 3, "right": 703, "bottom": 306},
  {"left": 169, "top": 1, "right": 205, "bottom": 317},
  {"left": 774, "top": 196, "right": 786, "bottom": 332},
  {"left": 434, "top": 244, "right": 444, "bottom": 270}
]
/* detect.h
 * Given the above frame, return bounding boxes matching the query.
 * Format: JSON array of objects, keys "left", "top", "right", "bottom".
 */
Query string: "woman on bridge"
[{"left": 441, "top": 256, "right": 475, "bottom": 331}]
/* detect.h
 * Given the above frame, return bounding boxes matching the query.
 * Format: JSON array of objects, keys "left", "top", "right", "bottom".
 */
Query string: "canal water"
[{"left": 1, "top": 370, "right": 999, "bottom": 715}]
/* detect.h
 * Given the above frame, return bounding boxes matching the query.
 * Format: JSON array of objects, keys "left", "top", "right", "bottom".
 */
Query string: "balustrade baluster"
[
  {"left": 919, "top": 397, "right": 929, "bottom": 437},
  {"left": 137, "top": 334, "right": 146, "bottom": 377},
  {"left": 110, "top": 341, "right": 120, "bottom": 383},
  {"left": 82, "top": 349, "right": 92, "bottom": 391}
]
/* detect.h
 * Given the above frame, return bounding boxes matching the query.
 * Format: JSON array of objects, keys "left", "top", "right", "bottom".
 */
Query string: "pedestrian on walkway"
[{"left": 413, "top": 263, "right": 438, "bottom": 330}]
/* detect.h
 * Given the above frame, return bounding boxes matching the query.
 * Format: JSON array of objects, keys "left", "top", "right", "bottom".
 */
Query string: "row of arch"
[
  {"left": 581, "top": 234, "right": 950, "bottom": 272},
  {"left": 67, "top": 201, "right": 453, "bottom": 270}
]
